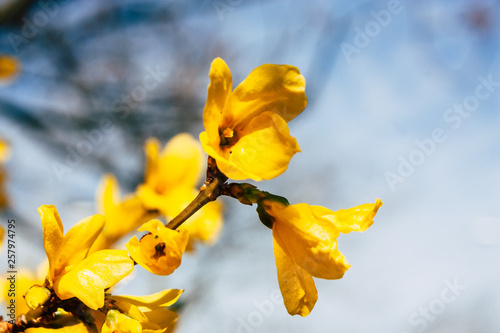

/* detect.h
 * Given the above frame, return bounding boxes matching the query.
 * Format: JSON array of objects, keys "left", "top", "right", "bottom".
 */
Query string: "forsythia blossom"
[
  {"left": 0, "top": 57, "right": 384, "bottom": 331},
  {"left": 39, "top": 205, "right": 134, "bottom": 310},
  {"left": 137, "top": 133, "right": 223, "bottom": 250},
  {"left": 199, "top": 58, "right": 307, "bottom": 181},
  {"left": 90, "top": 174, "right": 154, "bottom": 253},
  {"left": 126, "top": 219, "right": 188, "bottom": 275},
  {"left": 260, "top": 198, "right": 383, "bottom": 316}
]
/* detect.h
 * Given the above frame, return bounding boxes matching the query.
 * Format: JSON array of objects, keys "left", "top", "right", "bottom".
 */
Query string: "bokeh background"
[{"left": 1, "top": 0, "right": 499, "bottom": 332}]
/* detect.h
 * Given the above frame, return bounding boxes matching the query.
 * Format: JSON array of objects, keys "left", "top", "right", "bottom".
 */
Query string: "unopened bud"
[{"left": 24, "top": 285, "right": 51, "bottom": 310}]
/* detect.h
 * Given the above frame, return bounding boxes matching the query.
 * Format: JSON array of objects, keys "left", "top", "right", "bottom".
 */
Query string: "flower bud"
[{"left": 24, "top": 285, "right": 51, "bottom": 310}]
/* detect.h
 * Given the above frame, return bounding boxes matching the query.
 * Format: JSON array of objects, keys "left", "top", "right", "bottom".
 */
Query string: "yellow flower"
[
  {"left": 105, "top": 289, "right": 182, "bottom": 333},
  {"left": 137, "top": 134, "right": 223, "bottom": 249},
  {"left": 263, "top": 198, "right": 382, "bottom": 316},
  {"left": 39, "top": 205, "right": 134, "bottom": 310},
  {"left": 141, "top": 134, "right": 203, "bottom": 195},
  {"left": 199, "top": 58, "right": 307, "bottom": 181},
  {"left": 0, "top": 56, "right": 19, "bottom": 82},
  {"left": 90, "top": 174, "right": 155, "bottom": 253},
  {"left": 0, "top": 139, "right": 11, "bottom": 163},
  {"left": 125, "top": 220, "right": 188, "bottom": 276}
]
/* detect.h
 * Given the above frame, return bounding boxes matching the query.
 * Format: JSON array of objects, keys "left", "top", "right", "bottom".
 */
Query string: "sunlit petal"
[{"left": 273, "top": 232, "right": 317, "bottom": 317}]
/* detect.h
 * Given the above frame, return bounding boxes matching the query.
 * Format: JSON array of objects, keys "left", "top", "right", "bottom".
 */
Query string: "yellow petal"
[
  {"left": 199, "top": 130, "right": 235, "bottom": 176},
  {"left": 312, "top": 198, "right": 383, "bottom": 234},
  {"left": 143, "top": 138, "right": 161, "bottom": 189},
  {"left": 273, "top": 233, "right": 317, "bottom": 317},
  {"left": 97, "top": 173, "right": 120, "bottom": 217},
  {"left": 203, "top": 58, "right": 232, "bottom": 145},
  {"left": 111, "top": 300, "right": 149, "bottom": 322},
  {"left": 92, "top": 174, "right": 153, "bottom": 252},
  {"left": 109, "top": 289, "right": 183, "bottom": 310},
  {"left": 227, "top": 63, "right": 306, "bottom": 129},
  {"left": 136, "top": 184, "right": 170, "bottom": 215},
  {"left": 141, "top": 134, "right": 204, "bottom": 197},
  {"left": 0, "top": 56, "right": 20, "bottom": 81},
  {"left": 54, "top": 250, "right": 134, "bottom": 310},
  {"left": 271, "top": 203, "right": 350, "bottom": 280},
  {"left": 142, "top": 308, "right": 178, "bottom": 330},
  {"left": 102, "top": 309, "right": 142, "bottom": 333},
  {"left": 220, "top": 112, "right": 300, "bottom": 180},
  {"left": 156, "top": 133, "right": 204, "bottom": 191},
  {"left": 55, "top": 214, "right": 105, "bottom": 277},
  {"left": 38, "top": 205, "right": 64, "bottom": 282},
  {"left": 126, "top": 220, "right": 188, "bottom": 276}
]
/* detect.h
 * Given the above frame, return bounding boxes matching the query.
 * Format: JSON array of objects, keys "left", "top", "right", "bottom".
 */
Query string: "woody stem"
[{"left": 166, "top": 158, "right": 227, "bottom": 230}]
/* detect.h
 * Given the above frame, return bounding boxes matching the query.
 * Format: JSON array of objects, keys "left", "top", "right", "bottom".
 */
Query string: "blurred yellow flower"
[
  {"left": 39, "top": 205, "right": 134, "bottom": 310},
  {"left": 141, "top": 134, "right": 204, "bottom": 194},
  {"left": 90, "top": 174, "right": 155, "bottom": 253},
  {"left": 199, "top": 57, "right": 307, "bottom": 181},
  {"left": 262, "top": 198, "right": 382, "bottom": 316},
  {"left": 0, "top": 56, "right": 19, "bottom": 82},
  {"left": 106, "top": 289, "right": 182, "bottom": 333},
  {"left": 0, "top": 139, "right": 11, "bottom": 163},
  {"left": 162, "top": 186, "right": 223, "bottom": 252},
  {"left": 137, "top": 134, "right": 223, "bottom": 250},
  {"left": 126, "top": 220, "right": 188, "bottom": 276}
]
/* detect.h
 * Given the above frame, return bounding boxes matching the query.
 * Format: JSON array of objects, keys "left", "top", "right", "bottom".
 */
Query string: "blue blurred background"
[{"left": 1, "top": 0, "right": 499, "bottom": 332}]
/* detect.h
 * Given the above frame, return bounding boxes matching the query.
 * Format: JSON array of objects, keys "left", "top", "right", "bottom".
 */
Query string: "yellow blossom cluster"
[
  {"left": 199, "top": 58, "right": 382, "bottom": 315},
  {"left": 0, "top": 57, "right": 382, "bottom": 332}
]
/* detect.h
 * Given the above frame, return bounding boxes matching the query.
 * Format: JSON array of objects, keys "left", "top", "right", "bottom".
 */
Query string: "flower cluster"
[{"left": 0, "top": 57, "right": 382, "bottom": 332}]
